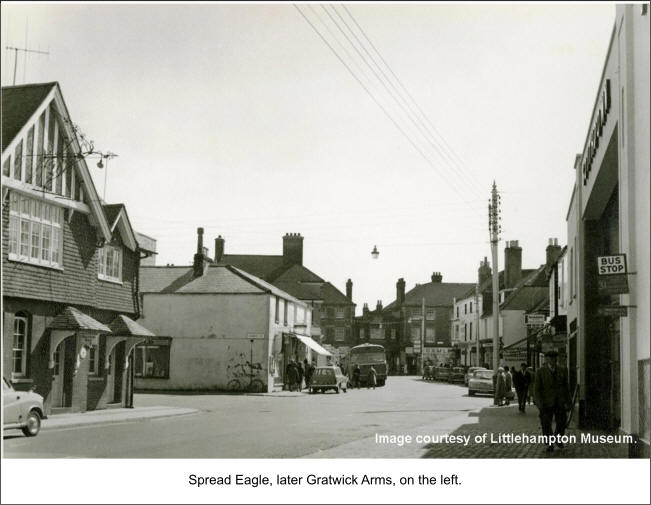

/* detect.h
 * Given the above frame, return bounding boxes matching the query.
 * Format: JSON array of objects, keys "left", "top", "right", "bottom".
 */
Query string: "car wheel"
[
  {"left": 22, "top": 410, "right": 41, "bottom": 437},
  {"left": 336, "top": 386, "right": 340, "bottom": 394},
  {"left": 468, "top": 390, "right": 475, "bottom": 396}
]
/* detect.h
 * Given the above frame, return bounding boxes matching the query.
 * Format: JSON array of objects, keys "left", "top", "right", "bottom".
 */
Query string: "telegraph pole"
[
  {"left": 488, "top": 181, "right": 501, "bottom": 404},
  {"left": 420, "top": 297, "right": 425, "bottom": 373},
  {"left": 6, "top": 46, "right": 49, "bottom": 85}
]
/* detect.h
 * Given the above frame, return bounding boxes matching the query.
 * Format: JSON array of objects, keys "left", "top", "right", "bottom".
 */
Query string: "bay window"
[{"left": 8, "top": 192, "right": 63, "bottom": 269}]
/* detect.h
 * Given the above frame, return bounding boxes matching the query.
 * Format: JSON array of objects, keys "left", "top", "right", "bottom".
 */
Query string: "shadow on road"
[{"left": 421, "top": 404, "right": 630, "bottom": 459}]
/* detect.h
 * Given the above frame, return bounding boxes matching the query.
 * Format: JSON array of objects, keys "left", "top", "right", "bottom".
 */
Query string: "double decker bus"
[{"left": 348, "top": 343, "right": 387, "bottom": 387}]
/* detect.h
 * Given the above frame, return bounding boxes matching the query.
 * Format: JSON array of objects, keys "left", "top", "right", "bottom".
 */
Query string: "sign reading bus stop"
[{"left": 597, "top": 254, "right": 629, "bottom": 295}]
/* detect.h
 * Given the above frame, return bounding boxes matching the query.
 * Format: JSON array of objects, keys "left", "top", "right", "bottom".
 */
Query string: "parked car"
[
  {"left": 448, "top": 367, "right": 465, "bottom": 383},
  {"left": 3, "top": 377, "right": 45, "bottom": 437},
  {"left": 464, "top": 367, "right": 487, "bottom": 386},
  {"left": 422, "top": 365, "right": 434, "bottom": 380},
  {"left": 467, "top": 369, "right": 495, "bottom": 396},
  {"left": 433, "top": 367, "right": 450, "bottom": 381},
  {"left": 309, "top": 366, "right": 348, "bottom": 394}
]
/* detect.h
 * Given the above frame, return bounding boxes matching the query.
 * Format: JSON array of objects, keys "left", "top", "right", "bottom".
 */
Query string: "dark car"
[
  {"left": 422, "top": 365, "right": 434, "bottom": 380},
  {"left": 448, "top": 367, "right": 465, "bottom": 383},
  {"left": 433, "top": 367, "right": 450, "bottom": 381},
  {"left": 309, "top": 366, "right": 348, "bottom": 394}
]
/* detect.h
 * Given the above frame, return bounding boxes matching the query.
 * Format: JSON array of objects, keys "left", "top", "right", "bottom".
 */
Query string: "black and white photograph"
[{"left": 1, "top": 1, "right": 649, "bottom": 504}]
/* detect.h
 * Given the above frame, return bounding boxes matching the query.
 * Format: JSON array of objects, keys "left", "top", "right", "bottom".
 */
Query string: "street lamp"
[{"left": 371, "top": 245, "right": 379, "bottom": 259}]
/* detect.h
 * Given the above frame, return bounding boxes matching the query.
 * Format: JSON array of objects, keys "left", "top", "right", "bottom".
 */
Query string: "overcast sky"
[{"left": 2, "top": 2, "right": 615, "bottom": 312}]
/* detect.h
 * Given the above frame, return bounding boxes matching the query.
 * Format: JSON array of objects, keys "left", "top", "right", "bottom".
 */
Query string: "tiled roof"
[
  {"left": 385, "top": 281, "right": 474, "bottom": 310},
  {"left": 270, "top": 263, "right": 324, "bottom": 283},
  {"left": 321, "top": 282, "right": 353, "bottom": 305},
  {"left": 102, "top": 204, "right": 124, "bottom": 230},
  {"left": 48, "top": 306, "right": 112, "bottom": 332},
  {"left": 139, "top": 264, "right": 303, "bottom": 303},
  {"left": 109, "top": 315, "right": 156, "bottom": 337},
  {"left": 501, "top": 265, "right": 549, "bottom": 311},
  {"left": 1, "top": 82, "right": 57, "bottom": 150},
  {"left": 220, "top": 254, "right": 284, "bottom": 280},
  {"left": 273, "top": 281, "right": 324, "bottom": 301}
]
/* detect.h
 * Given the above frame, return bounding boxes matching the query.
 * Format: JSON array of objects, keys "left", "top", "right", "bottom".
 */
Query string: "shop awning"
[{"left": 295, "top": 334, "right": 332, "bottom": 357}]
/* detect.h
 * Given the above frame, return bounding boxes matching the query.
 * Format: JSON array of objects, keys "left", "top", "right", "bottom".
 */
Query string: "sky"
[{"left": 1, "top": 2, "right": 616, "bottom": 313}]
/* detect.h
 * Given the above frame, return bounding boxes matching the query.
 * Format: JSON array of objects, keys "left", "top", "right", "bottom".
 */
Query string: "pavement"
[{"left": 39, "top": 405, "right": 198, "bottom": 431}]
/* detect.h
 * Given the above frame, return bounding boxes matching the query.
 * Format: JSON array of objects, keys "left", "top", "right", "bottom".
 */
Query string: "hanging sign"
[{"left": 597, "top": 254, "right": 629, "bottom": 295}]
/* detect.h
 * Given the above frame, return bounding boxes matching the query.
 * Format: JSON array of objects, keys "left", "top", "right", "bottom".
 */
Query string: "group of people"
[
  {"left": 495, "top": 350, "right": 572, "bottom": 453},
  {"left": 284, "top": 359, "right": 315, "bottom": 392},
  {"left": 494, "top": 363, "right": 535, "bottom": 410},
  {"left": 349, "top": 364, "right": 377, "bottom": 389}
]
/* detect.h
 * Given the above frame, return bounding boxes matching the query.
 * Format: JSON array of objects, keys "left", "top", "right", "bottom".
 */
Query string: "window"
[
  {"left": 282, "top": 299, "right": 287, "bottom": 325},
  {"left": 8, "top": 192, "right": 63, "bottom": 269},
  {"left": 410, "top": 327, "right": 420, "bottom": 343},
  {"left": 326, "top": 327, "right": 334, "bottom": 339},
  {"left": 88, "top": 346, "right": 98, "bottom": 375},
  {"left": 469, "top": 322, "right": 473, "bottom": 340},
  {"left": 456, "top": 306, "right": 459, "bottom": 318},
  {"left": 464, "top": 324, "right": 467, "bottom": 341},
  {"left": 12, "top": 314, "right": 29, "bottom": 376},
  {"left": 134, "top": 338, "right": 171, "bottom": 378},
  {"left": 287, "top": 302, "right": 295, "bottom": 326},
  {"left": 454, "top": 325, "right": 459, "bottom": 339},
  {"left": 469, "top": 302, "right": 473, "bottom": 313},
  {"left": 335, "top": 327, "right": 345, "bottom": 341},
  {"left": 35, "top": 111, "right": 45, "bottom": 187},
  {"left": 296, "top": 306, "right": 305, "bottom": 324},
  {"left": 359, "top": 327, "right": 366, "bottom": 340},
  {"left": 335, "top": 307, "right": 344, "bottom": 319},
  {"left": 98, "top": 245, "right": 123, "bottom": 282},
  {"left": 425, "top": 327, "right": 435, "bottom": 343},
  {"left": 25, "top": 126, "right": 34, "bottom": 184},
  {"left": 275, "top": 297, "right": 279, "bottom": 323},
  {"left": 411, "top": 307, "right": 422, "bottom": 318},
  {"left": 464, "top": 304, "right": 467, "bottom": 315},
  {"left": 391, "top": 329, "right": 397, "bottom": 339},
  {"left": 53, "top": 344, "right": 61, "bottom": 376},
  {"left": 370, "top": 327, "right": 382, "bottom": 340},
  {"left": 426, "top": 308, "right": 435, "bottom": 320}
]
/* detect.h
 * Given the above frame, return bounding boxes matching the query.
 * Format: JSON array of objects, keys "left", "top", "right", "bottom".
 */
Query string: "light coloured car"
[
  {"left": 464, "top": 367, "right": 487, "bottom": 386},
  {"left": 468, "top": 369, "right": 495, "bottom": 396},
  {"left": 3, "top": 377, "right": 45, "bottom": 437},
  {"left": 309, "top": 366, "right": 348, "bottom": 394}
]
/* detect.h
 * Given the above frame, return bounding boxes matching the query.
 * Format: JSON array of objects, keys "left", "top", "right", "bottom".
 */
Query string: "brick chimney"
[
  {"left": 396, "top": 278, "right": 406, "bottom": 305},
  {"left": 193, "top": 227, "right": 211, "bottom": 277},
  {"left": 376, "top": 300, "right": 383, "bottom": 313},
  {"left": 346, "top": 279, "right": 353, "bottom": 301},
  {"left": 478, "top": 257, "right": 491, "bottom": 285},
  {"left": 431, "top": 272, "right": 442, "bottom": 283},
  {"left": 504, "top": 240, "right": 522, "bottom": 289},
  {"left": 546, "top": 238, "right": 562, "bottom": 267},
  {"left": 214, "top": 235, "right": 225, "bottom": 262},
  {"left": 363, "top": 303, "right": 369, "bottom": 317},
  {"left": 282, "top": 233, "right": 303, "bottom": 265}
]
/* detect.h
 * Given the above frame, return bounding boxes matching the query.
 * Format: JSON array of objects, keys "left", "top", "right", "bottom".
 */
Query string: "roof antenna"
[{"left": 6, "top": 43, "right": 49, "bottom": 85}]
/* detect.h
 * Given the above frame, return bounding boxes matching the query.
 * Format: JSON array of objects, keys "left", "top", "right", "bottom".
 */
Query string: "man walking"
[
  {"left": 513, "top": 363, "right": 531, "bottom": 413},
  {"left": 534, "top": 349, "right": 571, "bottom": 453}
]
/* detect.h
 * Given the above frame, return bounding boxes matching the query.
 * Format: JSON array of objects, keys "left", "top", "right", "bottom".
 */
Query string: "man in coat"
[
  {"left": 513, "top": 363, "right": 531, "bottom": 413},
  {"left": 534, "top": 350, "right": 571, "bottom": 452}
]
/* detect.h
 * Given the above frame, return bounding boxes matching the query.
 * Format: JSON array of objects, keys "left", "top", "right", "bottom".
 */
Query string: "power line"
[
  {"left": 341, "top": 4, "right": 485, "bottom": 196},
  {"left": 328, "top": 4, "right": 483, "bottom": 199},
  {"left": 294, "top": 4, "right": 469, "bottom": 201}
]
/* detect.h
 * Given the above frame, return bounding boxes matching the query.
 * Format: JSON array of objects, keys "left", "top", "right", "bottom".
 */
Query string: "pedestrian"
[
  {"left": 352, "top": 364, "right": 361, "bottom": 389},
  {"left": 285, "top": 360, "right": 297, "bottom": 391},
  {"left": 368, "top": 366, "right": 377, "bottom": 390},
  {"left": 534, "top": 349, "right": 571, "bottom": 453},
  {"left": 504, "top": 367, "right": 513, "bottom": 406},
  {"left": 296, "top": 360, "right": 305, "bottom": 391},
  {"left": 525, "top": 366, "right": 533, "bottom": 404},
  {"left": 495, "top": 367, "right": 506, "bottom": 406},
  {"left": 305, "top": 359, "right": 314, "bottom": 388},
  {"left": 513, "top": 363, "right": 531, "bottom": 413}
]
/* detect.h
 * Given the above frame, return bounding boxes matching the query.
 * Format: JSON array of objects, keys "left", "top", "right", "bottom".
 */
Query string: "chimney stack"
[
  {"left": 478, "top": 257, "right": 492, "bottom": 285},
  {"left": 546, "top": 238, "right": 562, "bottom": 267},
  {"left": 504, "top": 240, "right": 522, "bottom": 289},
  {"left": 214, "top": 235, "right": 225, "bottom": 263},
  {"left": 363, "top": 303, "right": 369, "bottom": 317},
  {"left": 193, "top": 227, "right": 210, "bottom": 277},
  {"left": 282, "top": 233, "right": 303, "bottom": 266},
  {"left": 397, "top": 278, "right": 406, "bottom": 305},
  {"left": 376, "top": 300, "right": 383, "bottom": 313},
  {"left": 431, "top": 272, "right": 442, "bottom": 283},
  {"left": 346, "top": 279, "right": 353, "bottom": 301}
]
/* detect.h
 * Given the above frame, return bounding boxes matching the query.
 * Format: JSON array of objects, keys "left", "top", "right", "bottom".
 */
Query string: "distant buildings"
[
  {"left": 2, "top": 82, "right": 155, "bottom": 414},
  {"left": 356, "top": 273, "right": 473, "bottom": 374},
  {"left": 215, "top": 233, "right": 356, "bottom": 348}
]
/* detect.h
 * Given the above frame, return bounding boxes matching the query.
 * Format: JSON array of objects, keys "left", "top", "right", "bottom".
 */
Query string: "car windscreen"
[{"left": 474, "top": 371, "right": 494, "bottom": 380}]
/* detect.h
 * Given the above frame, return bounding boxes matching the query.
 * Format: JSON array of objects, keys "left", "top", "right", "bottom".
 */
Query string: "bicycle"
[{"left": 227, "top": 377, "right": 266, "bottom": 393}]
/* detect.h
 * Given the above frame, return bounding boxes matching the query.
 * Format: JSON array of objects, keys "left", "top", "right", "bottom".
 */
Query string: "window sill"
[
  {"left": 98, "top": 276, "right": 123, "bottom": 285},
  {"left": 11, "top": 377, "right": 33, "bottom": 384},
  {"left": 135, "top": 376, "right": 170, "bottom": 380},
  {"left": 7, "top": 255, "right": 63, "bottom": 271},
  {"left": 88, "top": 376, "right": 104, "bottom": 382}
]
